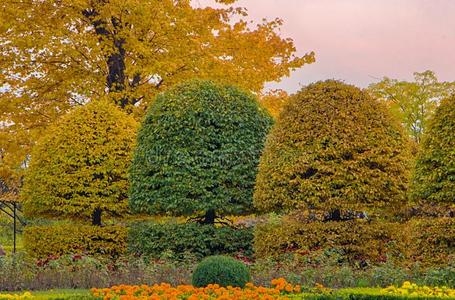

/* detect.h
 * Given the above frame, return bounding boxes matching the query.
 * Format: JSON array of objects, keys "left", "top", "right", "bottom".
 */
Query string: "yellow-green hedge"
[
  {"left": 405, "top": 217, "right": 455, "bottom": 266},
  {"left": 254, "top": 217, "right": 454, "bottom": 267},
  {"left": 254, "top": 219, "right": 404, "bottom": 265},
  {"left": 23, "top": 224, "right": 127, "bottom": 258}
]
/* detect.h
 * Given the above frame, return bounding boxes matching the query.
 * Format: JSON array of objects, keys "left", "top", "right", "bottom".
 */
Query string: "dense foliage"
[
  {"left": 254, "top": 80, "right": 412, "bottom": 217},
  {"left": 411, "top": 95, "right": 455, "bottom": 204},
  {"left": 130, "top": 80, "right": 273, "bottom": 221},
  {"left": 23, "top": 224, "right": 127, "bottom": 259},
  {"left": 368, "top": 71, "right": 455, "bottom": 144},
  {"left": 254, "top": 216, "right": 454, "bottom": 268},
  {"left": 405, "top": 217, "right": 455, "bottom": 266},
  {"left": 128, "top": 222, "right": 253, "bottom": 259},
  {"left": 0, "top": 0, "right": 314, "bottom": 191},
  {"left": 192, "top": 255, "right": 251, "bottom": 288},
  {"left": 21, "top": 101, "right": 137, "bottom": 225},
  {"left": 254, "top": 218, "right": 403, "bottom": 266}
]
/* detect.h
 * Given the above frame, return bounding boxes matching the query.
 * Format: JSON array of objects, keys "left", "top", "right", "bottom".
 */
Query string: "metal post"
[{"left": 13, "top": 202, "right": 16, "bottom": 254}]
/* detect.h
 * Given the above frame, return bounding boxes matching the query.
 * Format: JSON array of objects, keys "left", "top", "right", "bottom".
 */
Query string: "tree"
[
  {"left": 129, "top": 80, "right": 273, "bottom": 223},
  {"left": 0, "top": 0, "right": 314, "bottom": 186},
  {"left": 258, "top": 89, "right": 289, "bottom": 119},
  {"left": 368, "top": 71, "right": 455, "bottom": 145},
  {"left": 411, "top": 95, "right": 455, "bottom": 204},
  {"left": 21, "top": 101, "right": 137, "bottom": 225},
  {"left": 254, "top": 81, "right": 412, "bottom": 219}
]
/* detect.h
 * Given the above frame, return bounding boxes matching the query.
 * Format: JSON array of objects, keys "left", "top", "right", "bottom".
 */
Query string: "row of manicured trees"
[
  {"left": 253, "top": 80, "right": 454, "bottom": 266},
  {"left": 128, "top": 80, "right": 273, "bottom": 258},
  {"left": 21, "top": 101, "right": 136, "bottom": 257},
  {"left": 253, "top": 80, "right": 413, "bottom": 265}
]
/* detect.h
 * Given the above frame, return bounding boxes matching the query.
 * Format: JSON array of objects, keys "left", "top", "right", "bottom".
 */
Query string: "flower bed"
[{"left": 91, "top": 278, "right": 301, "bottom": 300}]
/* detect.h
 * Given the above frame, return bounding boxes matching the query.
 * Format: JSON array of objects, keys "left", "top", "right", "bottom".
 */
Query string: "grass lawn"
[{"left": 1, "top": 289, "right": 93, "bottom": 299}]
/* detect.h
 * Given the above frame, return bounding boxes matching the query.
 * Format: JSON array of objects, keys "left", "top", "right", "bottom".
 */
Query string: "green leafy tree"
[
  {"left": 254, "top": 80, "right": 412, "bottom": 219},
  {"left": 411, "top": 95, "right": 455, "bottom": 204},
  {"left": 129, "top": 80, "right": 273, "bottom": 223},
  {"left": 368, "top": 71, "right": 455, "bottom": 145},
  {"left": 22, "top": 101, "right": 137, "bottom": 225}
]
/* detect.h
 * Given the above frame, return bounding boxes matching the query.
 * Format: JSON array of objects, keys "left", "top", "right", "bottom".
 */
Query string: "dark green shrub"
[
  {"left": 129, "top": 80, "right": 273, "bottom": 222},
  {"left": 192, "top": 255, "right": 250, "bottom": 288},
  {"left": 128, "top": 222, "right": 253, "bottom": 259},
  {"left": 411, "top": 95, "right": 455, "bottom": 204},
  {"left": 254, "top": 80, "right": 412, "bottom": 217}
]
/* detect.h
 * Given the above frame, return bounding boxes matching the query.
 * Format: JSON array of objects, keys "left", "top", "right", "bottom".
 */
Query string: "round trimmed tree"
[
  {"left": 22, "top": 101, "right": 137, "bottom": 225},
  {"left": 129, "top": 80, "right": 273, "bottom": 223},
  {"left": 254, "top": 80, "right": 412, "bottom": 219},
  {"left": 411, "top": 95, "right": 455, "bottom": 204}
]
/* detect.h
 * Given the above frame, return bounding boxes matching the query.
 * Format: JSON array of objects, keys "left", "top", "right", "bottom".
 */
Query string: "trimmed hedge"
[
  {"left": 23, "top": 224, "right": 127, "bottom": 258},
  {"left": 254, "top": 217, "right": 454, "bottom": 268},
  {"left": 128, "top": 222, "right": 253, "bottom": 259},
  {"left": 254, "top": 80, "right": 412, "bottom": 216},
  {"left": 254, "top": 218, "right": 404, "bottom": 266},
  {"left": 129, "top": 80, "right": 273, "bottom": 218},
  {"left": 406, "top": 217, "right": 455, "bottom": 267},
  {"left": 411, "top": 95, "right": 455, "bottom": 204}
]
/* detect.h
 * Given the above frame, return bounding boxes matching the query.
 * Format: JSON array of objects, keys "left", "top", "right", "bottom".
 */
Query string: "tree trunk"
[
  {"left": 82, "top": 8, "right": 136, "bottom": 109},
  {"left": 202, "top": 209, "right": 216, "bottom": 225},
  {"left": 326, "top": 209, "right": 342, "bottom": 221},
  {"left": 92, "top": 208, "right": 102, "bottom": 226}
]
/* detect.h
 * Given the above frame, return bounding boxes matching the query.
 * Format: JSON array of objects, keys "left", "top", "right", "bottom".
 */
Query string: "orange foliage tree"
[{"left": 0, "top": 0, "right": 315, "bottom": 188}]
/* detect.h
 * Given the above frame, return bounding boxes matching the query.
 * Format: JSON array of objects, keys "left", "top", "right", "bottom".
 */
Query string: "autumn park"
[{"left": 0, "top": 0, "right": 454, "bottom": 299}]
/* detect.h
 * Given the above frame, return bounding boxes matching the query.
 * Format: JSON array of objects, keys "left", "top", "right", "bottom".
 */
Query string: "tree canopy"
[
  {"left": 411, "top": 95, "right": 455, "bottom": 204},
  {"left": 254, "top": 81, "right": 412, "bottom": 219},
  {"left": 368, "top": 71, "right": 455, "bottom": 145},
  {"left": 0, "top": 0, "right": 314, "bottom": 188},
  {"left": 21, "top": 101, "right": 137, "bottom": 225},
  {"left": 129, "top": 80, "right": 273, "bottom": 223}
]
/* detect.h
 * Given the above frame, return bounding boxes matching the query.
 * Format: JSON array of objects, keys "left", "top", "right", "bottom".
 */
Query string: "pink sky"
[{"left": 195, "top": 0, "right": 455, "bottom": 92}]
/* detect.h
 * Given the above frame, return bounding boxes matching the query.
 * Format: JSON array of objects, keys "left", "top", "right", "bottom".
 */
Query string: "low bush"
[
  {"left": 23, "top": 224, "right": 127, "bottom": 258},
  {"left": 128, "top": 222, "right": 253, "bottom": 259},
  {"left": 405, "top": 217, "right": 455, "bottom": 267},
  {"left": 254, "top": 216, "right": 454, "bottom": 268},
  {"left": 254, "top": 218, "right": 405, "bottom": 267},
  {"left": 191, "top": 255, "right": 251, "bottom": 288}
]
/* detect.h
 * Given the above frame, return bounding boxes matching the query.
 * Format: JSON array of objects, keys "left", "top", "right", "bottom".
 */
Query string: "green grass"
[{"left": 1, "top": 289, "right": 94, "bottom": 300}]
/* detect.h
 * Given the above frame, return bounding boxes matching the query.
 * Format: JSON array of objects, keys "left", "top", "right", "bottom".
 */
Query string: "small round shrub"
[
  {"left": 129, "top": 80, "right": 273, "bottom": 220},
  {"left": 254, "top": 80, "right": 412, "bottom": 216},
  {"left": 411, "top": 95, "right": 455, "bottom": 204},
  {"left": 192, "top": 255, "right": 251, "bottom": 288}
]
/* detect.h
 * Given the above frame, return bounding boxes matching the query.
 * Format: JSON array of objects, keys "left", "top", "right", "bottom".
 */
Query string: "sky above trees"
[{"left": 196, "top": 0, "right": 455, "bottom": 92}]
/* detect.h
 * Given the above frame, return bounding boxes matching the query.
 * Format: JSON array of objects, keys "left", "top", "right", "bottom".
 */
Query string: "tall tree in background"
[
  {"left": 0, "top": 0, "right": 315, "bottom": 188},
  {"left": 368, "top": 71, "right": 455, "bottom": 145},
  {"left": 258, "top": 89, "right": 289, "bottom": 119}
]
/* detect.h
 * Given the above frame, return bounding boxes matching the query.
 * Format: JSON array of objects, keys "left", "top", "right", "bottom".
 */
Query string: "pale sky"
[{"left": 195, "top": 0, "right": 455, "bottom": 92}]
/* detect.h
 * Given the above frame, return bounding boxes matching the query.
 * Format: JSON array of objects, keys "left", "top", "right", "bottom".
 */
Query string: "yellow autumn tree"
[
  {"left": 0, "top": 0, "right": 315, "bottom": 186},
  {"left": 258, "top": 89, "right": 290, "bottom": 119},
  {"left": 254, "top": 81, "right": 412, "bottom": 219},
  {"left": 21, "top": 101, "right": 137, "bottom": 225}
]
